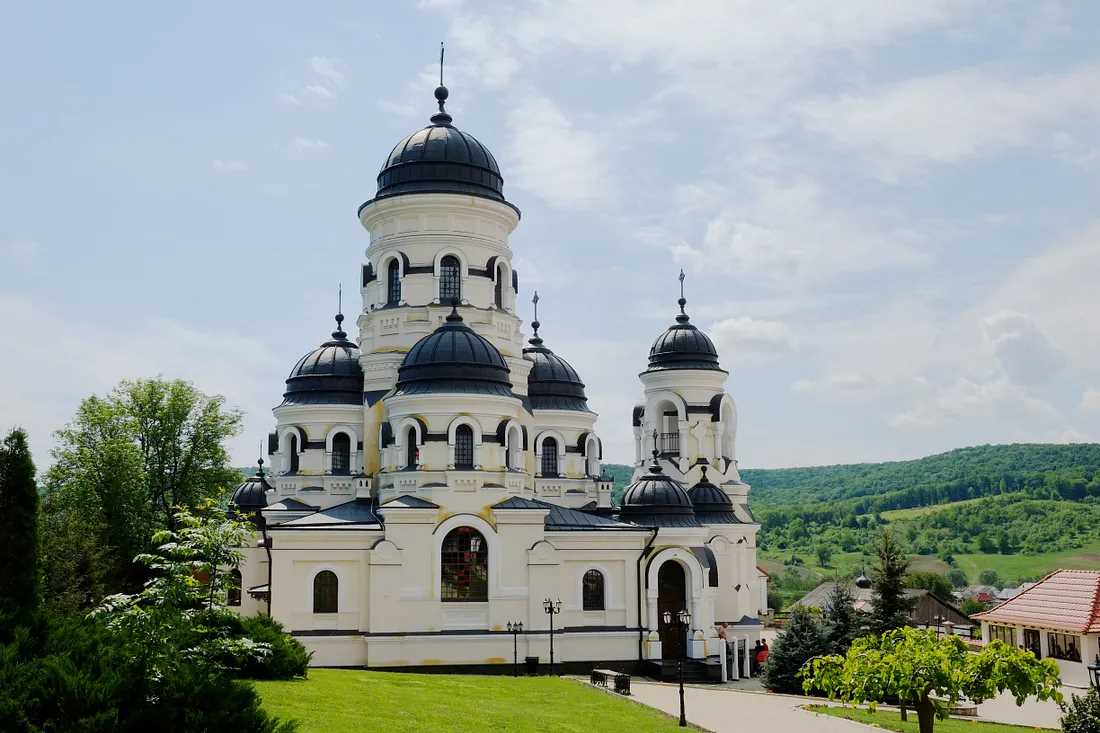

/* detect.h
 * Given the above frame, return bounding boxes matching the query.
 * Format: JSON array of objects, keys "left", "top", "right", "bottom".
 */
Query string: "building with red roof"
[{"left": 973, "top": 569, "right": 1100, "bottom": 688}]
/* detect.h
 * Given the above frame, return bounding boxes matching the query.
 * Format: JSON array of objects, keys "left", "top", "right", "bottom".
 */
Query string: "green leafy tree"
[
  {"left": 978, "top": 569, "right": 1002, "bottom": 588},
  {"left": 1060, "top": 688, "right": 1100, "bottom": 733},
  {"left": 820, "top": 582, "right": 861, "bottom": 655},
  {"left": 946, "top": 568, "right": 968, "bottom": 588},
  {"left": 906, "top": 572, "right": 954, "bottom": 599},
  {"left": 869, "top": 530, "right": 915, "bottom": 634},
  {"left": 41, "top": 379, "right": 241, "bottom": 609},
  {"left": 801, "top": 628, "right": 1063, "bottom": 733},
  {"left": 815, "top": 544, "right": 833, "bottom": 568},
  {"left": 960, "top": 598, "right": 985, "bottom": 616},
  {"left": 0, "top": 428, "right": 38, "bottom": 622},
  {"left": 762, "top": 606, "right": 828, "bottom": 694}
]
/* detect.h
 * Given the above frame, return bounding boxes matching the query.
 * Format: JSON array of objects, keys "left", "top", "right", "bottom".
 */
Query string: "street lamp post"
[
  {"left": 543, "top": 598, "right": 562, "bottom": 675},
  {"left": 1087, "top": 654, "right": 1100, "bottom": 691},
  {"left": 507, "top": 621, "right": 524, "bottom": 676},
  {"left": 663, "top": 608, "right": 692, "bottom": 728}
]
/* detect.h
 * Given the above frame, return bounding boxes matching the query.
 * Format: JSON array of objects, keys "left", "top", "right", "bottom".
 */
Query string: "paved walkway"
[
  {"left": 629, "top": 680, "right": 1072, "bottom": 731},
  {"left": 629, "top": 682, "right": 867, "bottom": 733}
]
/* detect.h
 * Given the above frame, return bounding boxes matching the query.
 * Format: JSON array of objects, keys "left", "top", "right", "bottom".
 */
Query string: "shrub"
[
  {"left": 763, "top": 606, "right": 828, "bottom": 694},
  {"left": 205, "top": 613, "right": 312, "bottom": 679},
  {"left": 1061, "top": 688, "right": 1100, "bottom": 733}
]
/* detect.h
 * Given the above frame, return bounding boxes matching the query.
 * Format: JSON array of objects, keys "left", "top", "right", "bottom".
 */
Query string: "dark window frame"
[
  {"left": 288, "top": 434, "right": 300, "bottom": 473},
  {"left": 494, "top": 264, "right": 504, "bottom": 308},
  {"left": 405, "top": 427, "right": 418, "bottom": 469},
  {"left": 227, "top": 568, "right": 242, "bottom": 607},
  {"left": 582, "top": 569, "right": 605, "bottom": 611},
  {"left": 454, "top": 425, "right": 475, "bottom": 469},
  {"left": 541, "top": 437, "right": 559, "bottom": 477},
  {"left": 440, "top": 255, "right": 462, "bottom": 303},
  {"left": 1047, "top": 631, "right": 1081, "bottom": 662},
  {"left": 989, "top": 624, "right": 1014, "bottom": 645},
  {"left": 387, "top": 259, "right": 401, "bottom": 305},
  {"left": 313, "top": 570, "right": 338, "bottom": 613},
  {"left": 440, "top": 526, "right": 488, "bottom": 602},
  {"left": 331, "top": 432, "right": 351, "bottom": 475}
]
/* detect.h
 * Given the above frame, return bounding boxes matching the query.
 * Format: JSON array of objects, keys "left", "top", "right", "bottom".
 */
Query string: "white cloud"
[
  {"left": 0, "top": 239, "right": 40, "bottom": 265},
  {"left": 890, "top": 376, "right": 1061, "bottom": 430},
  {"left": 672, "top": 177, "right": 930, "bottom": 280},
  {"left": 277, "top": 92, "right": 302, "bottom": 107},
  {"left": 211, "top": 159, "right": 248, "bottom": 174},
  {"left": 278, "top": 57, "right": 347, "bottom": 107},
  {"left": 506, "top": 95, "right": 610, "bottom": 209},
  {"left": 709, "top": 316, "right": 795, "bottom": 367},
  {"left": 0, "top": 294, "right": 280, "bottom": 470},
  {"left": 798, "top": 63, "right": 1100, "bottom": 178},
  {"left": 288, "top": 137, "right": 331, "bottom": 159},
  {"left": 304, "top": 84, "right": 335, "bottom": 100},
  {"left": 982, "top": 311, "right": 1065, "bottom": 387},
  {"left": 309, "top": 56, "right": 346, "bottom": 89},
  {"left": 1081, "top": 389, "right": 1100, "bottom": 412},
  {"left": 793, "top": 372, "right": 882, "bottom": 397}
]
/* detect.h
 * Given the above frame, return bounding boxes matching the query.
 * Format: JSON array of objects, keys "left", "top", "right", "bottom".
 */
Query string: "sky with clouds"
[{"left": 2, "top": 1, "right": 1099, "bottom": 470}]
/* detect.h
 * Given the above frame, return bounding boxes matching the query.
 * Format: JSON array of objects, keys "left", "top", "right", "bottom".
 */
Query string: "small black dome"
[
  {"left": 395, "top": 307, "right": 512, "bottom": 396},
  {"left": 646, "top": 298, "right": 723, "bottom": 373},
  {"left": 523, "top": 324, "right": 589, "bottom": 411},
  {"left": 619, "top": 456, "right": 698, "bottom": 527},
  {"left": 232, "top": 469, "right": 273, "bottom": 511},
  {"left": 282, "top": 314, "right": 364, "bottom": 406},
  {"left": 687, "top": 469, "right": 733, "bottom": 513},
  {"left": 360, "top": 85, "right": 519, "bottom": 216}
]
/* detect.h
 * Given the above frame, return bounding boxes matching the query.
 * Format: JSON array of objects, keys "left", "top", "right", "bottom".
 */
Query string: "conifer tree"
[
  {"left": 821, "top": 582, "right": 861, "bottom": 654},
  {"left": 869, "top": 529, "right": 914, "bottom": 635},
  {"left": 0, "top": 428, "right": 38, "bottom": 621},
  {"left": 763, "top": 606, "right": 828, "bottom": 694}
]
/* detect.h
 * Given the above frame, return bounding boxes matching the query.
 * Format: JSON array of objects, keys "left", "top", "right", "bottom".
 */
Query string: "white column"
[{"left": 742, "top": 635, "right": 750, "bottom": 677}]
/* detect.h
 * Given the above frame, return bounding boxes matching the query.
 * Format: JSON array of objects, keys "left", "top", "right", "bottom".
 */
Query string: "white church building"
[{"left": 229, "top": 75, "right": 765, "bottom": 671}]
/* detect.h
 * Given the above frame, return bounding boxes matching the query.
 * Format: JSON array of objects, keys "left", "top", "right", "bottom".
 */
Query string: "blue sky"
[{"left": 2, "top": 1, "right": 1099, "bottom": 469}]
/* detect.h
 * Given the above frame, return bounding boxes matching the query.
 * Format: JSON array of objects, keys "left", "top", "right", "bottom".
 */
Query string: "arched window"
[
  {"left": 506, "top": 426, "right": 522, "bottom": 470},
  {"left": 386, "top": 259, "right": 401, "bottom": 305},
  {"left": 440, "top": 255, "right": 461, "bottom": 303},
  {"left": 582, "top": 569, "right": 605, "bottom": 611},
  {"left": 541, "top": 437, "right": 559, "bottom": 477},
  {"left": 441, "top": 527, "right": 488, "bottom": 602},
  {"left": 288, "top": 434, "right": 299, "bottom": 473},
  {"left": 454, "top": 424, "right": 474, "bottom": 470},
  {"left": 494, "top": 264, "right": 505, "bottom": 308},
  {"left": 331, "top": 433, "right": 351, "bottom": 475},
  {"left": 313, "top": 570, "right": 338, "bottom": 613},
  {"left": 405, "top": 427, "right": 418, "bottom": 469},
  {"left": 227, "top": 568, "right": 242, "bottom": 607},
  {"left": 586, "top": 438, "right": 600, "bottom": 477}
]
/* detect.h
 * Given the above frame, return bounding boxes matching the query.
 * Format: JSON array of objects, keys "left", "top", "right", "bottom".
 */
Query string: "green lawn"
[
  {"left": 806, "top": 705, "right": 1056, "bottom": 732},
  {"left": 952, "top": 540, "right": 1100, "bottom": 584},
  {"left": 254, "top": 668, "right": 689, "bottom": 732},
  {"left": 880, "top": 497, "right": 990, "bottom": 521}
]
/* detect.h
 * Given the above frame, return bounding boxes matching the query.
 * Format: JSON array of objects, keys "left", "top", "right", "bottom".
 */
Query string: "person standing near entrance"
[{"left": 755, "top": 640, "right": 770, "bottom": 675}]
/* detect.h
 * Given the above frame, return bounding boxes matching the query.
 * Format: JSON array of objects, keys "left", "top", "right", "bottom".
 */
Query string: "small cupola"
[
  {"left": 645, "top": 270, "right": 724, "bottom": 373},
  {"left": 618, "top": 448, "right": 698, "bottom": 527},
  {"left": 395, "top": 304, "right": 512, "bottom": 397},
  {"left": 282, "top": 311, "right": 364, "bottom": 406},
  {"left": 231, "top": 457, "right": 274, "bottom": 511},
  {"left": 523, "top": 292, "right": 589, "bottom": 411}
]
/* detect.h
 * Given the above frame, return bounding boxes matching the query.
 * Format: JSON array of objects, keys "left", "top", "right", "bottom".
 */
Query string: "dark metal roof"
[
  {"left": 492, "top": 496, "right": 647, "bottom": 531},
  {"left": 618, "top": 454, "right": 699, "bottom": 527},
  {"left": 687, "top": 467, "right": 733, "bottom": 513},
  {"left": 523, "top": 325, "right": 590, "bottom": 412},
  {"left": 272, "top": 498, "right": 383, "bottom": 529},
  {"left": 282, "top": 314, "right": 364, "bottom": 406},
  {"left": 231, "top": 469, "right": 274, "bottom": 510},
  {"left": 695, "top": 511, "right": 743, "bottom": 525},
  {"left": 265, "top": 497, "right": 318, "bottom": 512},
  {"left": 646, "top": 298, "right": 724, "bottom": 373},
  {"left": 381, "top": 494, "right": 439, "bottom": 509},
  {"left": 359, "top": 85, "right": 520, "bottom": 217},
  {"left": 394, "top": 306, "right": 512, "bottom": 397}
]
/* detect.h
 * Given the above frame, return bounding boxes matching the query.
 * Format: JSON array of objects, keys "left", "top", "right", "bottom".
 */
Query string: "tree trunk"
[
  {"left": 899, "top": 704, "right": 907, "bottom": 721},
  {"left": 916, "top": 696, "right": 935, "bottom": 733}
]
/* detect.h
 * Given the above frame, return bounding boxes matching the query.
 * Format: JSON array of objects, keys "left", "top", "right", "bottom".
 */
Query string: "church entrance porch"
[{"left": 657, "top": 561, "right": 687, "bottom": 660}]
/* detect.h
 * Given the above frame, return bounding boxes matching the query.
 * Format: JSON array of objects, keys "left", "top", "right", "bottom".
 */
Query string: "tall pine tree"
[
  {"left": 0, "top": 428, "right": 38, "bottom": 621},
  {"left": 763, "top": 606, "right": 829, "bottom": 694},
  {"left": 869, "top": 529, "right": 915, "bottom": 635},
  {"left": 821, "top": 582, "right": 861, "bottom": 654}
]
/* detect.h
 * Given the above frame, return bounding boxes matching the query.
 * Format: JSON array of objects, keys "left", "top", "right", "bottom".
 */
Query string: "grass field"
[
  {"left": 254, "top": 669, "right": 689, "bottom": 732},
  {"left": 952, "top": 539, "right": 1100, "bottom": 583},
  {"left": 806, "top": 705, "right": 1056, "bottom": 732},
  {"left": 880, "top": 496, "right": 990, "bottom": 521}
]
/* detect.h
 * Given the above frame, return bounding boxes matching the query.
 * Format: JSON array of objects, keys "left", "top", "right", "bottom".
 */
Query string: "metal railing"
[{"left": 658, "top": 432, "right": 680, "bottom": 456}]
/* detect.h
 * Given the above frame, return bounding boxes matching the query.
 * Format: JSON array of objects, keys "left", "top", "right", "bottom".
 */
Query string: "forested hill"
[{"left": 741, "top": 443, "right": 1100, "bottom": 509}]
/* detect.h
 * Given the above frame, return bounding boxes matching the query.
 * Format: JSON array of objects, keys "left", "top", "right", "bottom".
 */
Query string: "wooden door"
[{"left": 657, "top": 562, "right": 687, "bottom": 660}]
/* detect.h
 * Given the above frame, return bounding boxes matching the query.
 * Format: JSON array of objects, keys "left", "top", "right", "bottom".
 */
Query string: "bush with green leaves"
[
  {"left": 762, "top": 606, "right": 829, "bottom": 694},
  {"left": 1060, "top": 688, "right": 1100, "bottom": 733},
  {"left": 801, "top": 628, "right": 1062, "bottom": 733},
  {"left": 207, "top": 613, "right": 312, "bottom": 679}
]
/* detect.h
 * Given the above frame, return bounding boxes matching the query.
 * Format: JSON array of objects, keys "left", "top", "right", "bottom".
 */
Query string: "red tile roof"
[{"left": 973, "top": 569, "right": 1100, "bottom": 634}]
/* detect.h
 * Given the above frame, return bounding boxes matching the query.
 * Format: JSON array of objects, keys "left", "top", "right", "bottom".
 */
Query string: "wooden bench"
[{"left": 591, "top": 668, "right": 631, "bottom": 695}]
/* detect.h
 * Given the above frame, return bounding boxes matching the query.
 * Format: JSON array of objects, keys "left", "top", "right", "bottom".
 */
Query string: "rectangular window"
[
  {"left": 1047, "top": 632, "right": 1081, "bottom": 662},
  {"left": 988, "top": 625, "right": 1014, "bottom": 645}
]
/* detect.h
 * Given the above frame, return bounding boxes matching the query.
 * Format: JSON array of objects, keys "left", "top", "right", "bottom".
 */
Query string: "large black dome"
[
  {"left": 360, "top": 85, "right": 518, "bottom": 216},
  {"left": 523, "top": 321, "right": 589, "bottom": 411},
  {"left": 282, "top": 314, "right": 364, "bottom": 406},
  {"left": 231, "top": 462, "right": 274, "bottom": 511},
  {"left": 395, "top": 306, "right": 512, "bottom": 396},
  {"left": 618, "top": 455, "right": 699, "bottom": 527},
  {"left": 646, "top": 297, "right": 723, "bottom": 373}
]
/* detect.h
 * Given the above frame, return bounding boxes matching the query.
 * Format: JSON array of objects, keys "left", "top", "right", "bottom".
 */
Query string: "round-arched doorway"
[{"left": 657, "top": 561, "right": 687, "bottom": 659}]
